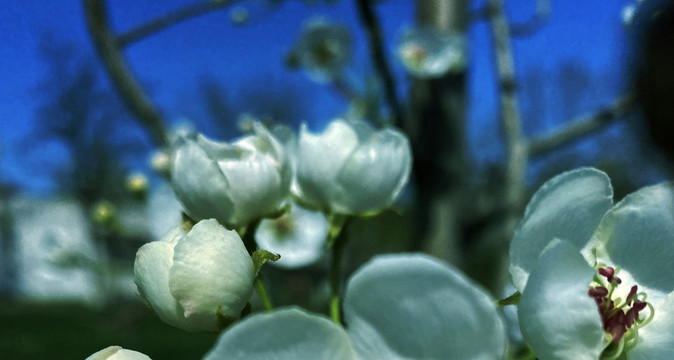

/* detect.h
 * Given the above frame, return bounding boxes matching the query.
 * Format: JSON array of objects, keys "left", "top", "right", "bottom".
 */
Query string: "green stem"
[
  {"left": 330, "top": 237, "right": 345, "bottom": 324},
  {"left": 255, "top": 278, "right": 273, "bottom": 312},
  {"left": 328, "top": 215, "right": 349, "bottom": 325}
]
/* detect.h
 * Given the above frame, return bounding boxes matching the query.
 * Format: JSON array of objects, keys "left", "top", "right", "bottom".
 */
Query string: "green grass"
[{"left": 0, "top": 299, "right": 218, "bottom": 359}]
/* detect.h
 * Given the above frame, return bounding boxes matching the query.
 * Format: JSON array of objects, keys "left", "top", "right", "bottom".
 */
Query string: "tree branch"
[
  {"left": 117, "top": 0, "right": 236, "bottom": 47},
  {"left": 83, "top": 0, "right": 169, "bottom": 147},
  {"left": 488, "top": 0, "right": 527, "bottom": 209},
  {"left": 528, "top": 94, "right": 636, "bottom": 157},
  {"left": 354, "top": 0, "right": 403, "bottom": 127}
]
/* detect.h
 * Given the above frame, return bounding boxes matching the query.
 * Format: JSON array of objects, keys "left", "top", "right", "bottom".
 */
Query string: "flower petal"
[
  {"left": 169, "top": 219, "right": 254, "bottom": 331},
  {"left": 217, "top": 153, "right": 285, "bottom": 226},
  {"left": 519, "top": 240, "right": 604, "bottom": 360},
  {"left": 628, "top": 292, "right": 674, "bottom": 360},
  {"left": 86, "top": 346, "right": 151, "bottom": 360},
  {"left": 333, "top": 128, "right": 412, "bottom": 215},
  {"left": 171, "top": 135, "right": 234, "bottom": 224},
  {"left": 203, "top": 307, "right": 357, "bottom": 360},
  {"left": 344, "top": 254, "right": 505, "bottom": 359},
  {"left": 294, "top": 120, "right": 359, "bottom": 211},
  {"left": 254, "top": 203, "right": 328, "bottom": 268},
  {"left": 509, "top": 167, "right": 613, "bottom": 291},
  {"left": 586, "top": 182, "right": 674, "bottom": 297},
  {"left": 134, "top": 228, "right": 200, "bottom": 332}
]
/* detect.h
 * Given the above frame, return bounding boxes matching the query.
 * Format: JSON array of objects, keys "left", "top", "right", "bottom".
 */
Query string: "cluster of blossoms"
[
  {"left": 133, "top": 117, "right": 414, "bottom": 331},
  {"left": 87, "top": 120, "right": 673, "bottom": 359}
]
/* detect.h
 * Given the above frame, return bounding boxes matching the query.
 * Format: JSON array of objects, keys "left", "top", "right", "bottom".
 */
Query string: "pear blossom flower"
[
  {"left": 509, "top": 167, "right": 674, "bottom": 359},
  {"left": 204, "top": 254, "right": 505, "bottom": 359},
  {"left": 397, "top": 26, "right": 466, "bottom": 78},
  {"left": 294, "top": 119, "right": 412, "bottom": 215},
  {"left": 134, "top": 219, "right": 254, "bottom": 332},
  {"left": 86, "top": 346, "right": 150, "bottom": 360},
  {"left": 255, "top": 201, "right": 329, "bottom": 268},
  {"left": 287, "top": 18, "right": 352, "bottom": 82},
  {"left": 171, "top": 122, "right": 290, "bottom": 228}
]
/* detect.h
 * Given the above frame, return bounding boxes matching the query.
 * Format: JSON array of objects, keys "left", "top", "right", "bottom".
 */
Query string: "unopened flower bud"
[{"left": 134, "top": 219, "right": 255, "bottom": 331}]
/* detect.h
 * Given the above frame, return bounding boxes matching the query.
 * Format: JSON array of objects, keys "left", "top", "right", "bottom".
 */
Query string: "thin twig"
[
  {"left": 354, "top": 0, "right": 404, "bottom": 127},
  {"left": 83, "top": 0, "right": 169, "bottom": 147},
  {"left": 488, "top": 0, "right": 527, "bottom": 209},
  {"left": 117, "top": 0, "right": 236, "bottom": 47},
  {"left": 528, "top": 94, "right": 636, "bottom": 157}
]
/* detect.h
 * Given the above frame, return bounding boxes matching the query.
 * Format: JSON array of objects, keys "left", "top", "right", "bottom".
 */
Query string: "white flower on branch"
[
  {"left": 134, "top": 219, "right": 254, "bottom": 332},
  {"left": 255, "top": 201, "right": 329, "bottom": 269},
  {"left": 397, "top": 26, "right": 466, "bottom": 78},
  {"left": 293, "top": 119, "right": 412, "bottom": 215},
  {"left": 509, "top": 167, "right": 674, "bottom": 359},
  {"left": 171, "top": 122, "right": 290, "bottom": 228},
  {"left": 287, "top": 18, "right": 352, "bottom": 83}
]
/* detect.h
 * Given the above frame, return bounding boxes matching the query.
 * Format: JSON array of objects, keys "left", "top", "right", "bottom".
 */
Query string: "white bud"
[
  {"left": 171, "top": 122, "right": 290, "bottom": 228},
  {"left": 134, "top": 219, "right": 254, "bottom": 331},
  {"left": 86, "top": 346, "right": 150, "bottom": 360},
  {"left": 294, "top": 119, "right": 412, "bottom": 215}
]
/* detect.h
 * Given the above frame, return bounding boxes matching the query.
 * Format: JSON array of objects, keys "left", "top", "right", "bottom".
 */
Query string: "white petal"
[
  {"left": 134, "top": 231, "right": 200, "bottom": 332},
  {"left": 217, "top": 153, "right": 285, "bottom": 226},
  {"left": 255, "top": 203, "right": 328, "bottom": 268},
  {"left": 294, "top": 120, "right": 359, "bottom": 211},
  {"left": 169, "top": 219, "right": 254, "bottom": 331},
  {"left": 586, "top": 182, "right": 674, "bottom": 297},
  {"left": 171, "top": 135, "right": 234, "bottom": 224},
  {"left": 344, "top": 254, "right": 505, "bottom": 360},
  {"left": 203, "top": 307, "right": 357, "bottom": 360},
  {"left": 86, "top": 346, "right": 151, "bottom": 360},
  {"left": 333, "top": 128, "right": 412, "bottom": 214},
  {"left": 519, "top": 240, "right": 604, "bottom": 360},
  {"left": 629, "top": 292, "right": 674, "bottom": 360},
  {"left": 509, "top": 167, "right": 613, "bottom": 291}
]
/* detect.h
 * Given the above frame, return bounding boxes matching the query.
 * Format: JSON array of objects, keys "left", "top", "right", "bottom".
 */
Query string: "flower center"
[{"left": 588, "top": 267, "right": 655, "bottom": 358}]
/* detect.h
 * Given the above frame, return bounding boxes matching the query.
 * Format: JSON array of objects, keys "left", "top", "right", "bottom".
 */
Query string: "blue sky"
[{"left": 1, "top": 0, "right": 637, "bottom": 193}]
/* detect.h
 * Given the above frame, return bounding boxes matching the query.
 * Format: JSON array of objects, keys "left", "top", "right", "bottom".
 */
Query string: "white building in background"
[
  {"left": 4, "top": 180, "right": 184, "bottom": 305},
  {"left": 11, "top": 196, "right": 105, "bottom": 305}
]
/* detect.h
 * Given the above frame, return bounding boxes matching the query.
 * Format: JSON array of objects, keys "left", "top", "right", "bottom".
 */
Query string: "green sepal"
[
  {"left": 252, "top": 249, "right": 281, "bottom": 277},
  {"left": 496, "top": 290, "right": 521, "bottom": 306}
]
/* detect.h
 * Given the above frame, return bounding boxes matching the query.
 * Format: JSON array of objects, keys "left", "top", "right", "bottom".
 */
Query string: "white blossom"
[
  {"left": 204, "top": 254, "right": 505, "bottom": 359},
  {"left": 134, "top": 219, "right": 254, "bottom": 332},
  {"left": 294, "top": 119, "right": 412, "bottom": 215},
  {"left": 171, "top": 122, "right": 290, "bottom": 228}
]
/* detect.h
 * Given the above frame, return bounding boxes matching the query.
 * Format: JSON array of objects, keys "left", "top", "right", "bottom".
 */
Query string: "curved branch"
[
  {"left": 488, "top": 0, "right": 527, "bottom": 209},
  {"left": 528, "top": 94, "right": 637, "bottom": 157},
  {"left": 117, "top": 0, "right": 236, "bottom": 47},
  {"left": 354, "top": 0, "right": 403, "bottom": 127},
  {"left": 83, "top": 0, "right": 169, "bottom": 147}
]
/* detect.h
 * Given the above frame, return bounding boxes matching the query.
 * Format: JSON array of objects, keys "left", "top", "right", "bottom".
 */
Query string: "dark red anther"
[
  {"left": 626, "top": 286, "right": 638, "bottom": 306},
  {"left": 605, "top": 311, "right": 627, "bottom": 343},
  {"left": 625, "top": 300, "right": 647, "bottom": 328},
  {"left": 598, "top": 267, "right": 622, "bottom": 284},
  {"left": 588, "top": 286, "right": 609, "bottom": 298}
]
